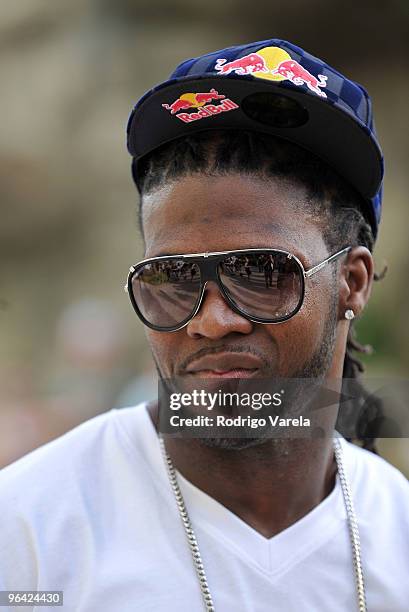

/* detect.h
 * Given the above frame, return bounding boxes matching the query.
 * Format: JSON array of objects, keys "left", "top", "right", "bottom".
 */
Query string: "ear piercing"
[{"left": 345, "top": 309, "right": 355, "bottom": 320}]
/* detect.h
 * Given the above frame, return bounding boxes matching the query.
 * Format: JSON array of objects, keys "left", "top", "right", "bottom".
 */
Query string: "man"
[
  {"left": 263, "top": 254, "right": 274, "bottom": 288},
  {"left": 0, "top": 38, "right": 408, "bottom": 612}
]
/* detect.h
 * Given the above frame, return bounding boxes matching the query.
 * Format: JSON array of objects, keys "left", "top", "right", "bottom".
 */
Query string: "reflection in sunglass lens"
[
  {"left": 218, "top": 252, "right": 303, "bottom": 320},
  {"left": 131, "top": 259, "right": 201, "bottom": 328}
]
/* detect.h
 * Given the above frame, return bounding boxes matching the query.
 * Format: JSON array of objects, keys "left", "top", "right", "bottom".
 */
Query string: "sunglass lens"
[
  {"left": 131, "top": 259, "right": 201, "bottom": 329},
  {"left": 218, "top": 252, "right": 303, "bottom": 320}
]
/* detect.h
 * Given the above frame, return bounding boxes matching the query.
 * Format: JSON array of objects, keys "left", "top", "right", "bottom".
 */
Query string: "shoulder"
[
  {"left": 340, "top": 437, "right": 409, "bottom": 518},
  {"left": 0, "top": 409, "right": 114, "bottom": 586},
  {"left": 0, "top": 410, "right": 111, "bottom": 496},
  {"left": 340, "top": 438, "right": 409, "bottom": 596},
  {"left": 0, "top": 403, "right": 149, "bottom": 506},
  {"left": 0, "top": 403, "right": 151, "bottom": 586}
]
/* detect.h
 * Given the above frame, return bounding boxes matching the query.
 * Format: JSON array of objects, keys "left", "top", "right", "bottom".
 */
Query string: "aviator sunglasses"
[{"left": 125, "top": 247, "right": 351, "bottom": 332}]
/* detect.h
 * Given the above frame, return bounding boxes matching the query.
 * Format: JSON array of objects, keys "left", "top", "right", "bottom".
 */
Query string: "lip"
[
  {"left": 189, "top": 368, "right": 260, "bottom": 379},
  {"left": 185, "top": 352, "right": 264, "bottom": 377}
]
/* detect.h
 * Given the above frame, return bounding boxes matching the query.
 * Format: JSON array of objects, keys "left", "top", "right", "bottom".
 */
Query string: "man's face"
[
  {"left": 142, "top": 171, "right": 340, "bottom": 372},
  {"left": 141, "top": 173, "right": 343, "bottom": 446}
]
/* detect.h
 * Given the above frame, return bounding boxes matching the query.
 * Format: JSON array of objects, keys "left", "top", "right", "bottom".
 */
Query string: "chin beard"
[
  {"left": 198, "top": 436, "right": 269, "bottom": 451},
  {"left": 195, "top": 303, "right": 338, "bottom": 451},
  {"left": 153, "top": 295, "right": 338, "bottom": 452}
]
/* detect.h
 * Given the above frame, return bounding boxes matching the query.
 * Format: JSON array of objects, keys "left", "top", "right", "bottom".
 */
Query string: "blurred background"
[{"left": 1, "top": 0, "right": 408, "bottom": 472}]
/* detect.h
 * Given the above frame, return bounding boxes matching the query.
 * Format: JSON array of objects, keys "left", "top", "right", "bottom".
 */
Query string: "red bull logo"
[
  {"left": 214, "top": 53, "right": 268, "bottom": 76},
  {"left": 271, "top": 60, "right": 327, "bottom": 98},
  {"left": 162, "top": 88, "right": 226, "bottom": 114},
  {"left": 213, "top": 47, "right": 328, "bottom": 98},
  {"left": 162, "top": 89, "right": 239, "bottom": 123}
]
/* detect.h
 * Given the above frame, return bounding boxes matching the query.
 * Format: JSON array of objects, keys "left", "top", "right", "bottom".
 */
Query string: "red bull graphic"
[
  {"left": 162, "top": 89, "right": 226, "bottom": 114},
  {"left": 214, "top": 53, "right": 268, "bottom": 76},
  {"left": 162, "top": 89, "right": 239, "bottom": 123},
  {"left": 213, "top": 47, "right": 328, "bottom": 98},
  {"left": 271, "top": 60, "right": 327, "bottom": 98}
]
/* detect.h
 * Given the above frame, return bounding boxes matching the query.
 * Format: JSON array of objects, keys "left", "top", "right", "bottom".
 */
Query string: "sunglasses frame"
[{"left": 125, "top": 246, "right": 351, "bottom": 332}]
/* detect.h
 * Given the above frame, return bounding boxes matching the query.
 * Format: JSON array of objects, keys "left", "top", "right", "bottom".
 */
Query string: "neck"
[{"left": 147, "top": 401, "right": 337, "bottom": 539}]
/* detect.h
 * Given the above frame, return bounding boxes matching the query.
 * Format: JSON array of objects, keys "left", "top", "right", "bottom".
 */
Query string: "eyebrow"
[{"left": 149, "top": 225, "right": 293, "bottom": 259}]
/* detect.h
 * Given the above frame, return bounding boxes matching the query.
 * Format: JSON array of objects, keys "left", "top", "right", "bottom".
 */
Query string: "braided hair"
[{"left": 135, "top": 130, "right": 386, "bottom": 454}]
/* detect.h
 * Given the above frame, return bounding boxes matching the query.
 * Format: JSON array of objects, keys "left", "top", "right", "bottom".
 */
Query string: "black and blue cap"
[{"left": 127, "top": 38, "right": 384, "bottom": 238}]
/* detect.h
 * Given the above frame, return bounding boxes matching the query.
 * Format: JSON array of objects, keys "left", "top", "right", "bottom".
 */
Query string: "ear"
[{"left": 338, "top": 246, "right": 374, "bottom": 319}]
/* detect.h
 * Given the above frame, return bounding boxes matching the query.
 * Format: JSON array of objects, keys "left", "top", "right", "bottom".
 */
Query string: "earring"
[{"left": 345, "top": 309, "right": 355, "bottom": 320}]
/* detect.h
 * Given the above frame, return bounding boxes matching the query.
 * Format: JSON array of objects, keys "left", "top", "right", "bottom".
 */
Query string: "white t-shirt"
[{"left": 0, "top": 402, "right": 408, "bottom": 612}]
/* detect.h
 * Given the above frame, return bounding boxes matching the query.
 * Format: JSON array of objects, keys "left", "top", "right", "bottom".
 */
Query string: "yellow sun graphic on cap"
[{"left": 253, "top": 47, "right": 292, "bottom": 81}]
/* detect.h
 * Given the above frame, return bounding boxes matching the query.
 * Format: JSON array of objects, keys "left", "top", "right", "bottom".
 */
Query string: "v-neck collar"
[
  {"left": 176, "top": 462, "right": 348, "bottom": 577},
  {"left": 116, "top": 403, "right": 357, "bottom": 576}
]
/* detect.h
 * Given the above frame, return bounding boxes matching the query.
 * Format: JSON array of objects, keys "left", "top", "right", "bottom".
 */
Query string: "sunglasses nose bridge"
[
  {"left": 193, "top": 278, "right": 233, "bottom": 321},
  {"left": 197, "top": 257, "right": 228, "bottom": 306},
  {"left": 199, "top": 257, "right": 219, "bottom": 283}
]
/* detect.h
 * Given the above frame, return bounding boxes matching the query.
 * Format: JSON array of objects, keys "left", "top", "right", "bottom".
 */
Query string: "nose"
[{"left": 186, "top": 280, "right": 253, "bottom": 339}]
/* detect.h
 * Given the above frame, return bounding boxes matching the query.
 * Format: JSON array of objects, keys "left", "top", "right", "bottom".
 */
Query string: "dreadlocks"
[{"left": 134, "top": 129, "right": 386, "bottom": 454}]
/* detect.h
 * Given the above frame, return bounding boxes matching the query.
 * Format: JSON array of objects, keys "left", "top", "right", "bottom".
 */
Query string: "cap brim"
[{"left": 128, "top": 75, "right": 383, "bottom": 204}]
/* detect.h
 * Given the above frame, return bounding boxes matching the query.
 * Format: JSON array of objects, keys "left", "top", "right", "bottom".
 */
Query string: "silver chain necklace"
[{"left": 159, "top": 436, "right": 367, "bottom": 612}]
